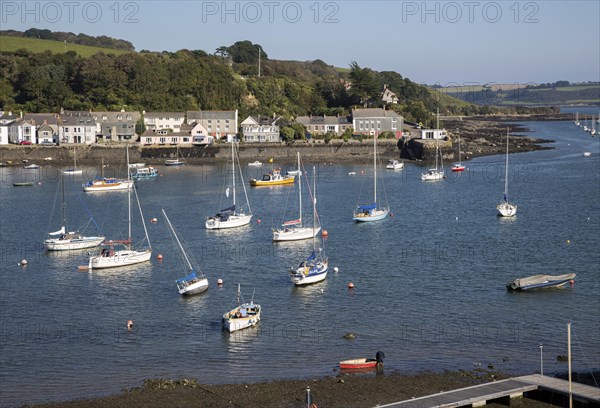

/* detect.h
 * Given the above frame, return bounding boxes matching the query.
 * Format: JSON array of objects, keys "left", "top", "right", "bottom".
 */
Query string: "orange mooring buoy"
[
  {"left": 348, "top": 282, "right": 354, "bottom": 289},
  {"left": 322, "top": 229, "right": 328, "bottom": 237},
  {"left": 157, "top": 254, "right": 163, "bottom": 260}
]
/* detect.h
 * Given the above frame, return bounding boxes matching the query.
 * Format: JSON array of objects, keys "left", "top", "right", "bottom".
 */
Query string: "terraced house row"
[{"left": 0, "top": 108, "right": 404, "bottom": 145}]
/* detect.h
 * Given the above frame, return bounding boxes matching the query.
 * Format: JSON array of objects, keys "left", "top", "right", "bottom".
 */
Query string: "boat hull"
[
  {"left": 88, "top": 249, "right": 152, "bottom": 269},
  {"left": 83, "top": 180, "right": 133, "bottom": 192},
  {"left": 290, "top": 260, "right": 328, "bottom": 286},
  {"left": 178, "top": 278, "right": 209, "bottom": 295},
  {"left": 164, "top": 161, "right": 185, "bottom": 166},
  {"left": 273, "top": 226, "right": 320, "bottom": 241},
  {"left": 249, "top": 177, "right": 295, "bottom": 186},
  {"left": 339, "top": 358, "right": 378, "bottom": 370},
  {"left": 507, "top": 273, "right": 576, "bottom": 291},
  {"left": 451, "top": 164, "right": 466, "bottom": 172},
  {"left": 206, "top": 214, "right": 252, "bottom": 230},
  {"left": 222, "top": 304, "right": 261, "bottom": 332},
  {"left": 45, "top": 236, "right": 105, "bottom": 251},
  {"left": 353, "top": 208, "right": 389, "bottom": 222},
  {"left": 421, "top": 170, "right": 445, "bottom": 181},
  {"left": 497, "top": 202, "right": 517, "bottom": 217},
  {"left": 62, "top": 169, "right": 83, "bottom": 175}
]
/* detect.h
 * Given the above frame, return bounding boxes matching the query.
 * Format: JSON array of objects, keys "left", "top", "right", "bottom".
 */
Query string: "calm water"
[{"left": 1, "top": 120, "right": 599, "bottom": 406}]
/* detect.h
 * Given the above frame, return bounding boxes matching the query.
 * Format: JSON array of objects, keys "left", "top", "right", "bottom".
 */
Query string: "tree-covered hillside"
[{"left": 0, "top": 35, "right": 552, "bottom": 125}]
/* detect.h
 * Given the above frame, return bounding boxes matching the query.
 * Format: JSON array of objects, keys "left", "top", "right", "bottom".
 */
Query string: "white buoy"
[
  {"left": 20, "top": 259, "right": 28, "bottom": 266},
  {"left": 217, "top": 278, "right": 223, "bottom": 286},
  {"left": 333, "top": 267, "right": 339, "bottom": 273}
]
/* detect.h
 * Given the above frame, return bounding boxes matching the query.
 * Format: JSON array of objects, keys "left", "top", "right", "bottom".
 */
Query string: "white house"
[
  {"left": 0, "top": 111, "right": 19, "bottom": 125},
  {"left": 186, "top": 110, "right": 238, "bottom": 139},
  {"left": 140, "top": 123, "right": 213, "bottom": 145},
  {"left": 59, "top": 111, "right": 97, "bottom": 144},
  {"left": 8, "top": 119, "right": 36, "bottom": 144},
  {"left": 416, "top": 128, "right": 448, "bottom": 140},
  {"left": 143, "top": 111, "right": 185, "bottom": 131},
  {"left": 0, "top": 124, "right": 9, "bottom": 144},
  {"left": 352, "top": 108, "right": 403, "bottom": 138},
  {"left": 296, "top": 115, "right": 352, "bottom": 137},
  {"left": 241, "top": 116, "right": 280, "bottom": 142}
]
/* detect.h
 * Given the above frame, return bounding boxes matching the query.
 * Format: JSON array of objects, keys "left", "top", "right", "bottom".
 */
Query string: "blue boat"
[{"left": 131, "top": 166, "right": 158, "bottom": 179}]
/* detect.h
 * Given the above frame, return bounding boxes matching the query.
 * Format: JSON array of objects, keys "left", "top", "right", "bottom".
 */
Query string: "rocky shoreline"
[{"left": 25, "top": 370, "right": 561, "bottom": 408}]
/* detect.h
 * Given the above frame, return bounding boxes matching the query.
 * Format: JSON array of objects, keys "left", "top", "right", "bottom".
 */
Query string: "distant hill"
[
  {"left": 1, "top": 28, "right": 134, "bottom": 50},
  {"left": 437, "top": 82, "right": 600, "bottom": 106},
  {"left": 0, "top": 36, "right": 131, "bottom": 57}
]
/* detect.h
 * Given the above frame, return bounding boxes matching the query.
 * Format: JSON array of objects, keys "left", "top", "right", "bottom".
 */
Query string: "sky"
[{"left": 2, "top": 0, "right": 599, "bottom": 86}]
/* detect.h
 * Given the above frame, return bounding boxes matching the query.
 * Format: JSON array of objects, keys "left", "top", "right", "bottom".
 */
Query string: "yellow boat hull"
[{"left": 250, "top": 177, "right": 295, "bottom": 186}]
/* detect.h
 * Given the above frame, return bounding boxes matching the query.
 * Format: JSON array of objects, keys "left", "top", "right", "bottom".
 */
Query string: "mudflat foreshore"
[
  {"left": 0, "top": 116, "right": 555, "bottom": 166},
  {"left": 24, "top": 369, "right": 564, "bottom": 408}
]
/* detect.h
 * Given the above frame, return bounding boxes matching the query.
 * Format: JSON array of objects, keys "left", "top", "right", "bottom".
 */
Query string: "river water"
[{"left": 0, "top": 117, "right": 599, "bottom": 406}]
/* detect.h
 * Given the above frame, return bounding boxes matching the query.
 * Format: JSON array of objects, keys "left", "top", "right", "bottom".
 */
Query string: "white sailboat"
[
  {"left": 88, "top": 148, "right": 152, "bottom": 269},
  {"left": 44, "top": 174, "right": 104, "bottom": 251},
  {"left": 83, "top": 157, "right": 132, "bottom": 192},
  {"left": 222, "top": 284, "right": 261, "bottom": 333},
  {"left": 273, "top": 152, "right": 320, "bottom": 241},
  {"left": 590, "top": 116, "right": 597, "bottom": 136},
  {"left": 353, "top": 134, "right": 390, "bottom": 222},
  {"left": 451, "top": 131, "right": 466, "bottom": 172},
  {"left": 62, "top": 147, "right": 82, "bottom": 175},
  {"left": 163, "top": 209, "right": 209, "bottom": 296},
  {"left": 497, "top": 128, "right": 517, "bottom": 217},
  {"left": 165, "top": 145, "right": 186, "bottom": 166},
  {"left": 206, "top": 142, "right": 253, "bottom": 229},
  {"left": 422, "top": 109, "right": 445, "bottom": 181},
  {"left": 290, "top": 166, "right": 328, "bottom": 285}
]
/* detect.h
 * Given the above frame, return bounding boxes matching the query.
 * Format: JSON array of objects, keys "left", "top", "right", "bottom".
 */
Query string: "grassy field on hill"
[{"left": 0, "top": 36, "right": 130, "bottom": 57}]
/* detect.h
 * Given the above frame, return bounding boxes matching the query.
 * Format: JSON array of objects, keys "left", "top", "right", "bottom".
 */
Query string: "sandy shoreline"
[{"left": 23, "top": 369, "right": 567, "bottom": 408}]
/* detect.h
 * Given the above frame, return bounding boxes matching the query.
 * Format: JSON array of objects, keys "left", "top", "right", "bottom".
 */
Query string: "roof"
[
  {"left": 23, "top": 113, "right": 59, "bottom": 125},
  {"left": 352, "top": 108, "right": 401, "bottom": 119},
  {"left": 92, "top": 111, "right": 140, "bottom": 123},
  {"left": 187, "top": 110, "right": 237, "bottom": 121},
  {"left": 296, "top": 115, "right": 352, "bottom": 126},
  {"left": 143, "top": 112, "right": 185, "bottom": 119},
  {"left": 60, "top": 111, "right": 96, "bottom": 126},
  {"left": 242, "top": 116, "right": 279, "bottom": 126}
]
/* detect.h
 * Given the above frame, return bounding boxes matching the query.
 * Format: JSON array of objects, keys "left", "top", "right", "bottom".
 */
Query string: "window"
[
  {"left": 183, "top": 137, "right": 189, "bottom": 142},
  {"left": 102, "top": 115, "right": 107, "bottom": 120},
  {"left": 117, "top": 115, "right": 122, "bottom": 120},
  {"left": 126, "top": 115, "right": 132, "bottom": 120},
  {"left": 65, "top": 127, "right": 69, "bottom": 132}
]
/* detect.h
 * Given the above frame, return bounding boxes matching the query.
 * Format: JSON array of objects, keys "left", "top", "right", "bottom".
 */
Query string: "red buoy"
[
  {"left": 322, "top": 230, "right": 328, "bottom": 237},
  {"left": 157, "top": 254, "right": 163, "bottom": 260},
  {"left": 348, "top": 282, "right": 354, "bottom": 289},
  {"left": 257, "top": 219, "right": 261, "bottom": 224},
  {"left": 570, "top": 280, "right": 575, "bottom": 287}
]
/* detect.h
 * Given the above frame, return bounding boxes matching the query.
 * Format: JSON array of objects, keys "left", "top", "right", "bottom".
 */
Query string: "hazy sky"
[{"left": 2, "top": 1, "right": 599, "bottom": 85}]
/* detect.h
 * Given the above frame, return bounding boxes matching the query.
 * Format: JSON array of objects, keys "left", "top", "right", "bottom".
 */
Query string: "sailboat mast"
[
  {"left": 373, "top": 134, "right": 377, "bottom": 204},
  {"left": 162, "top": 209, "right": 193, "bottom": 270},
  {"left": 298, "top": 152, "right": 302, "bottom": 225},
  {"left": 568, "top": 322, "right": 573, "bottom": 408},
  {"left": 232, "top": 141, "right": 236, "bottom": 207},
  {"left": 312, "top": 165, "right": 316, "bottom": 252},
  {"left": 60, "top": 174, "right": 67, "bottom": 232},
  {"left": 126, "top": 147, "right": 132, "bottom": 249},
  {"left": 504, "top": 128, "right": 509, "bottom": 201}
]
